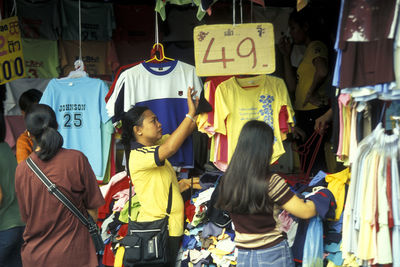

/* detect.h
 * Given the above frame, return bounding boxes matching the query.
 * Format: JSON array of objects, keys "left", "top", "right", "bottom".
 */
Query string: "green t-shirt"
[
  {"left": 22, "top": 38, "right": 60, "bottom": 79},
  {"left": 0, "top": 143, "right": 25, "bottom": 230}
]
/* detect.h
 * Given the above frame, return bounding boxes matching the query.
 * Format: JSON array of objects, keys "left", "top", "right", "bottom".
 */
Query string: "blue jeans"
[
  {"left": 0, "top": 226, "right": 24, "bottom": 267},
  {"left": 237, "top": 240, "right": 294, "bottom": 267}
]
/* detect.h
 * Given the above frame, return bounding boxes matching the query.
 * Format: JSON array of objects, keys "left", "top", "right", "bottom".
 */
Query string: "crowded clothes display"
[{"left": 1, "top": 0, "right": 400, "bottom": 267}]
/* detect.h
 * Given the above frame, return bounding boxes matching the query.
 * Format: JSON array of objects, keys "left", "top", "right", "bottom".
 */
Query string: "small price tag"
[
  {"left": 194, "top": 23, "right": 275, "bottom": 77},
  {"left": 0, "top": 16, "right": 26, "bottom": 85}
]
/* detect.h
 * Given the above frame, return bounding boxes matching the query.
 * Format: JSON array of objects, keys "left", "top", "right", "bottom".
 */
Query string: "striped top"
[{"left": 230, "top": 173, "right": 295, "bottom": 249}]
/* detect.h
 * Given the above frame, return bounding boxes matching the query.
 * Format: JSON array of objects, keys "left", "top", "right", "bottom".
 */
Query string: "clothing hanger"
[
  {"left": 64, "top": 0, "right": 88, "bottom": 79},
  {"left": 145, "top": 9, "right": 174, "bottom": 63},
  {"left": 66, "top": 59, "right": 88, "bottom": 78},
  {"left": 146, "top": 43, "right": 174, "bottom": 63}
]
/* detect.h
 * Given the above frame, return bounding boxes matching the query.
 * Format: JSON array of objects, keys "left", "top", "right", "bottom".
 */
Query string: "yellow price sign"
[
  {"left": 0, "top": 16, "right": 25, "bottom": 85},
  {"left": 194, "top": 23, "right": 275, "bottom": 77}
]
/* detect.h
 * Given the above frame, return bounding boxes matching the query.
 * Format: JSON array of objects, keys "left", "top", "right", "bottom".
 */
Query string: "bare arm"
[
  {"left": 158, "top": 87, "right": 199, "bottom": 162},
  {"left": 315, "top": 108, "right": 333, "bottom": 132},
  {"left": 282, "top": 194, "right": 317, "bottom": 219},
  {"left": 87, "top": 208, "right": 98, "bottom": 221}
]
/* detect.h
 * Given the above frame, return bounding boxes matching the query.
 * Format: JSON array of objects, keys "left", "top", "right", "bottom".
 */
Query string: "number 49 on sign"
[{"left": 193, "top": 23, "right": 275, "bottom": 77}]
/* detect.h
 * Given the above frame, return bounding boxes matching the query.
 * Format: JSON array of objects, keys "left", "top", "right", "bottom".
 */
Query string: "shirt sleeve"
[
  {"left": 268, "top": 174, "right": 295, "bottom": 206},
  {"left": 99, "top": 80, "right": 111, "bottom": 123},
  {"left": 80, "top": 153, "right": 105, "bottom": 209},
  {"left": 213, "top": 85, "right": 229, "bottom": 135},
  {"left": 309, "top": 41, "right": 328, "bottom": 62},
  {"left": 277, "top": 78, "right": 295, "bottom": 125},
  {"left": 129, "top": 145, "right": 164, "bottom": 172},
  {"left": 14, "top": 164, "right": 29, "bottom": 222},
  {"left": 16, "top": 133, "right": 33, "bottom": 163},
  {"left": 39, "top": 79, "right": 54, "bottom": 107}
]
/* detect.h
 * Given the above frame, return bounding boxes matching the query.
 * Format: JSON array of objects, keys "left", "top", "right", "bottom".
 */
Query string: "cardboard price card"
[
  {"left": 0, "top": 16, "right": 26, "bottom": 85},
  {"left": 194, "top": 23, "right": 275, "bottom": 77}
]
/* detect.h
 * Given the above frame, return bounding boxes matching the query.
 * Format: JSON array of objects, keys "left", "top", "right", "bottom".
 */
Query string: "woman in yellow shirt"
[
  {"left": 279, "top": 7, "right": 331, "bottom": 173},
  {"left": 121, "top": 87, "right": 198, "bottom": 267}
]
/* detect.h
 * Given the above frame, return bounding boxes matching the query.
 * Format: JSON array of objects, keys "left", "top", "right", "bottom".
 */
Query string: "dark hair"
[
  {"left": 19, "top": 89, "right": 43, "bottom": 112},
  {"left": 25, "top": 104, "right": 63, "bottom": 161},
  {"left": 289, "top": 7, "right": 326, "bottom": 43},
  {"left": 216, "top": 120, "right": 275, "bottom": 214},
  {"left": 121, "top": 106, "right": 149, "bottom": 162}
]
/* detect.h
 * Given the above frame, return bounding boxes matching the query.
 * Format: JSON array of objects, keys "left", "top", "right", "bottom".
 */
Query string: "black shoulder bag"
[
  {"left": 26, "top": 157, "right": 105, "bottom": 254},
  {"left": 121, "top": 178, "right": 172, "bottom": 267}
]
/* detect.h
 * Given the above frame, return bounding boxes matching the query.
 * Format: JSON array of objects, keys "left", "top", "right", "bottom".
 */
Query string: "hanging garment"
[
  {"left": 59, "top": 40, "right": 120, "bottom": 78},
  {"left": 17, "top": 0, "right": 61, "bottom": 40},
  {"left": 4, "top": 78, "right": 50, "bottom": 116},
  {"left": 341, "top": 123, "right": 400, "bottom": 265},
  {"left": 22, "top": 38, "right": 60, "bottom": 79},
  {"left": 60, "top": 0, "right": 115, "bottom": 41},
  {"left": 107, "top": 60, "right": 203, "bottom": 167},
  {"left": 213, "top": 75, "right": 294, "bottom": 164},
  {"left": 40, "top": 77, "right": 111, "bottom": 177},
  {"left": 325, "top": 168, "right": 351, "bottom": 221}
]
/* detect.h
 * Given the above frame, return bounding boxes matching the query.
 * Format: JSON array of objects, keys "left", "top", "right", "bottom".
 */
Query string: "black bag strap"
[{"left": 26, "top": 157, "right": 92, "bottom": 229}]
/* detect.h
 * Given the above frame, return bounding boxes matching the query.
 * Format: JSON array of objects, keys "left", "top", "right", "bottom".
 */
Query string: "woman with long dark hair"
[
  {"left": 14, "top": 104, "right": 104, "bottom": 267},
  {"left": 216, "top": 120, "right": 317, "bottom": 267},
  {"left": 121, "top": 87, "right": 199, "bottom": 267}
]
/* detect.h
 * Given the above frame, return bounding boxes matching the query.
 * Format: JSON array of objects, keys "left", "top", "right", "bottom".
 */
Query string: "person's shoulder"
[
  {"left": 16, "top": 131, "right": 31, "bottom": 144},
  {"left": 59, "top": 148, "right": 88, "bottom": 161},
  {"left": 308, "top": 41, "right": 328, "bottom": 55},
  {"left": 15, "top": 158, "right": 28, "bottom": 178},
  {"left": 155, "top": 134, "right": 170, "bottom": 145}
]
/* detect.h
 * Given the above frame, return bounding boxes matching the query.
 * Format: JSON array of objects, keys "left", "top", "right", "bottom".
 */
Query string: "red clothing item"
[
  {"left": 105, "top": 61, "right": 143, "bottom": 103},
  {"left": 15, "top": 149, "right": 105, "bottom": 267},
  {"left": 387, "top": 158, "right": 394, "bottom": 228},
  {"left": 98, "top": 176, "right": 130, "bottom": 221},
  {"left": 205, "top": 76, "right": 232, "bottom": 125},
  {"left": 185, "top": 200, "right": 196, "bottom": 223},
  {"left": 279, "top": 106, "right": 289, "bottom": 133}
]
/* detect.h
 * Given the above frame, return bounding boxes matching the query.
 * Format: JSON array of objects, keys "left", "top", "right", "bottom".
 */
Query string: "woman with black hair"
[
  {"left": 14, "top": 104, "right": 104, "bottom": 267},
  {"left": 216, "top": 120, "right": 317, "bottom": 267},
  {"left": 121, "top": 87, "right": 199, "bottom": 267}
]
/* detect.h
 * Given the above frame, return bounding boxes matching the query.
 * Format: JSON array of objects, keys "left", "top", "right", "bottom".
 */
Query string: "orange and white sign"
[
  {"left": 0, "top": 16, "right": 25, "bottom": 85},
  {"left": 194, "top": 23, "right": 275, "bottom": 77}
]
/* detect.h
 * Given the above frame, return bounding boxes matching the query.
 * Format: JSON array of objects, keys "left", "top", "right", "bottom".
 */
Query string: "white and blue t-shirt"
[
  {"left": 107, "top": 60, "right": 202, "bottom": 167},
  {"left": 40, "top": 77, "right": 110, "bottom": 177}
]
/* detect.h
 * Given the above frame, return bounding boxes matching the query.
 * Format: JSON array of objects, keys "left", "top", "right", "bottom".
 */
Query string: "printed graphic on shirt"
[
  {"left": 22, "top": 38, "right": 59, "bottom": 78},
  {"left": 40, "top": 77, "right": 110, "bottom": 177},
  {"left": 259, "top": 94, "right": 274, "bottom": 127}
]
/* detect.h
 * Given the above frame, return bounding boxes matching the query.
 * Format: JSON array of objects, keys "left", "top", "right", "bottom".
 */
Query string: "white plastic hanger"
[{"left": 66, "top": 59, "right": 88, "bottom": 78}]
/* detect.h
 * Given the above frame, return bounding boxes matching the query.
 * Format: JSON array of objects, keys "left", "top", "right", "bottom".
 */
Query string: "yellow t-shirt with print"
[
  {"left": 129, "top": 135, "right": 184, "bottom": 237},
  {"left": 214, "top": 75, "right": 294, "bottom": 164},
  {"left": 295, "top": 40, "right": 328, "bottom": 111}
]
